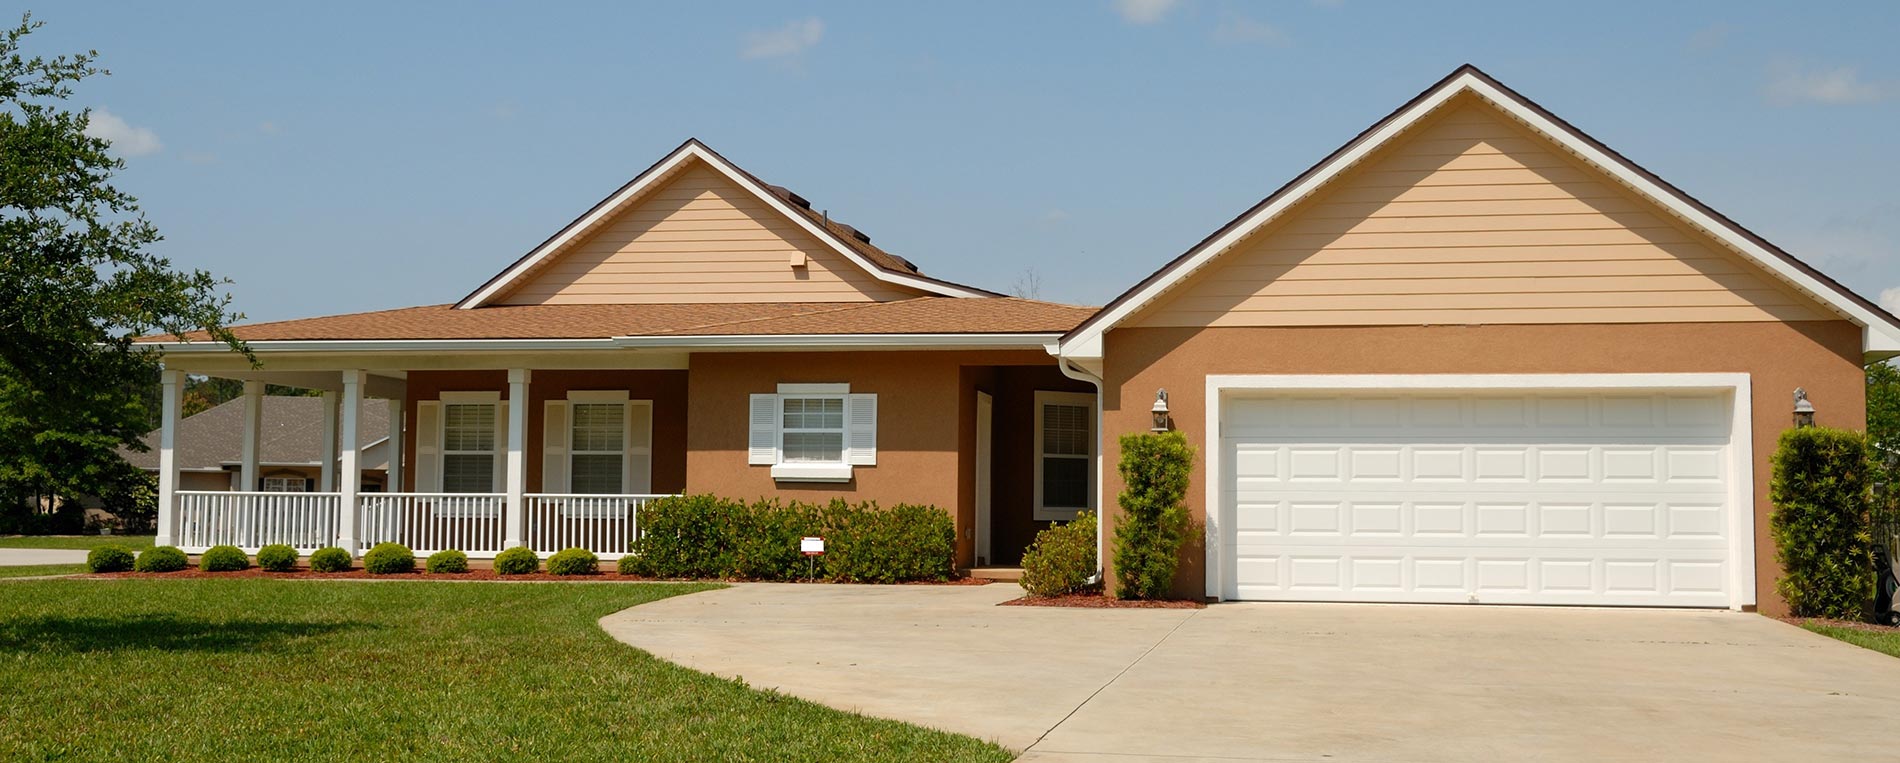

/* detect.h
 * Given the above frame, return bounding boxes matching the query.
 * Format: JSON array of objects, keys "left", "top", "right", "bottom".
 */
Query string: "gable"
[
  {"left": 492, "top": 161, "right": 930, "bottom": 305},
  {"left": 1129, "top": 96, "right": 1834, "bottom": 329}
]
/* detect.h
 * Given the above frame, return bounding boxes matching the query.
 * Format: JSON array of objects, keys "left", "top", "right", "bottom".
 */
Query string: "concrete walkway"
[
  {"left": 0, "top": 548, "right": 88, "bottom": 566},
  {"left": 602, "top": 583, "right": 1900, "bottom": 762}
]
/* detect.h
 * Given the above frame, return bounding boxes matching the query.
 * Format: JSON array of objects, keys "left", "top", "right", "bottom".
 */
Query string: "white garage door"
[{"left": 1220, "top": 390, "right": 1738, "bottom": 607}]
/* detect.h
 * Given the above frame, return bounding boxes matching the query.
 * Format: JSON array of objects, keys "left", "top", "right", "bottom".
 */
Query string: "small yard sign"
[{"left": 800, "top": 536, "right": 825, "bottom": 556}]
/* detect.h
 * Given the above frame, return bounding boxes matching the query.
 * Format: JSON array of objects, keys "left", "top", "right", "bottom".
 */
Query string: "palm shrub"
[
  {"left": 547, "top": 547, "right": 599, "bottom": 576},
  {"left": 256, "top": 544, "right": 299, "bottom": 572},
  {"left": 199, "top": 545, "right": 250, "bottom": 572},
  {"left": 1020, "top": 511, "right": 1097, "bottom": 597},
  {"left": 1771, "top": 426, "right": 1875, "bottom": 619},
  {"left": 86, "top": 544, "right": 135, "bottom": 573},
  {"left": 362, "top": 542, "right": 415, "bottom": 575},
  {"left": 493, "top": 546, "right": 540, "bottom": 575},
  {"left": 425, "top": 549, "right": 469, "bottom": 574},
  {"left": 133, "top": 545, "right": 188, "bottom": 573},
  {"left": 308, "top": 547, "right": 352, "bottom": 573},
  {"left": 1112, "top": 431, "right": 1195, "bottom": 600}
]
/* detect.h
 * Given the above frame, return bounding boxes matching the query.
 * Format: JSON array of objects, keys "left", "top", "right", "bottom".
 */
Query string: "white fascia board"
[
  {"left": 143, "top": 338, "right": 626, "bottom": 353},
  {"left": 456, "top": 142, "right": 988, "bottom": 309},
  {"left": 613, "top": 333, "right": 1062, "bottom": 350}
]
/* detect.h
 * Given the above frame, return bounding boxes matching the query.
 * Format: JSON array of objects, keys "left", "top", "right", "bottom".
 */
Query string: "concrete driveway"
[
  {"left": 601, "top": 583, "right": 1900, "bottom": 762},
  {"left": 0, "top": 548, "right": 87, "bottom": 566}
]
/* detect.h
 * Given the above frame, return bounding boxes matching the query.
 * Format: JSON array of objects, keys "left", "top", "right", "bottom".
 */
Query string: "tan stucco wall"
[{"left": 1100, "top": 321, "right": 1867, "bottom": 616}]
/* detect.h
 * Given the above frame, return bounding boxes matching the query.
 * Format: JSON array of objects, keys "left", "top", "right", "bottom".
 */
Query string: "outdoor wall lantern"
[
  {"left": 1793, "top": 387, "right": 1816, "bottom": 428},
  {"left": 1151, "top": 389, "right": 1171, "bottom": 432}
]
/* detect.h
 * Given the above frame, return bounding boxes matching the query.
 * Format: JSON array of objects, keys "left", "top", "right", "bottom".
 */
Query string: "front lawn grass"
[
  {"left": 0, "top": 564, "right": 83, "bottom": 578},
  {"left": 1801, "top": 621, "right": 1900, "bottom": 659},
  {"left": 0, "top": 535, "right": 154, "bottom": 550},
  {"left": 0, "top": 579, "right": 1012, "bottom": 762}
]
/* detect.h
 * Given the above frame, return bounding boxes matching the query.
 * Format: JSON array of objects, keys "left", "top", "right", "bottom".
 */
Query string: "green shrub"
[
  {"left": 616, "top": 554, "right": 642, "bottom": 576},
  {"left": 731, "top": 499, "right": 824, "bottom": 580},
  {"left": 199, "top": 545, "right": 250, "bottom": 572},
  {"left": 494, "top": 546, "right": 540, "bottom": 575},
  {"left": 626, "top": 494, "right": 744, "bottom": 578},
  {"left": 547, "top": 547, "right": 599, "bottom": 576},
  {"left": 623, "top": 494, "right": 954, "bottom": 583},
  {"left": 1020, "top": 512, "right": 1097, "bottom": 597},
  {"left": 85, "top": 544, "right": 135, "bottom": 573},
  {"left": 1772, "top": 426, "right": 1875, "bottom": 619},
  {"left": 133, "top": 545, "right": 188, "bottom": 573},
  {"left": 426, "top": 549, "right": 469, "bottom": 574},
  {"left": 1112, "top": 431, "right": 1195, "bottom": 600},
  {"left": 256, "top": 544, "right": 299, "bottom": 572},
  {"left": 362, "top": 542, "right": 416, "bottom": 575},
  {"left": 308, "top": 547, "right": 352, "bottom": 573},
  {"left": 825, "top": 502, "right": 955, "bottom": 583}
]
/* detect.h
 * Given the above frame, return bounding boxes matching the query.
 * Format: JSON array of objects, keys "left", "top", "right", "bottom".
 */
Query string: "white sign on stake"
[{"left": 801, "top": 536, "right": 825, "bottom": 556}]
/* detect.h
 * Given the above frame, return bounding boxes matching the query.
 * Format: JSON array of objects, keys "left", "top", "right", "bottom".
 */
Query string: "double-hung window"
[
  {"left": 750, "top": 384, "right": 876, "bottom": 482},
  {"left": 1034, "top": 390, "right": 1095, "bottom": 520},
  {"left": 441, "top": 399, "right": 499, "bottom": 494},
  {"left": 261, "top": 475, "right": 306, "bottom": 493},
  {"left": 569, "top": 400, "right": 626, "bottom": 495},
  {"left": 780, "top": 396, "right": 845, "bottom": 464}
]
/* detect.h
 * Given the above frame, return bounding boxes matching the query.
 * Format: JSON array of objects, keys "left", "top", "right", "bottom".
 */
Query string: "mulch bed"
[
  {"left": 1784, "top": 617, "right": 1898, "bottom": 634},
  {"left": 1000, "top": 591, "right": 1205, "bottom": 609},
  {"left": 83, "top": 569, "right": 997, "bottom": 585}
]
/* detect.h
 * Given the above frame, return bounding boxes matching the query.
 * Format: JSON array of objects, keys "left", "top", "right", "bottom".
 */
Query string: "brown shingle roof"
[
  {"left": 119, "top": 396, "right": 389, "bottom": 471},
  {"left": 146, "top": 298, "right": 1096, "bottom": 343}
]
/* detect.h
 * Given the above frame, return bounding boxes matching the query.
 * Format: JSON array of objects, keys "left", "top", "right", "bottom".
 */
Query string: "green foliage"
[
  {"left": 255, "top": 544, "right": 298, "bottom": 572},
  {"left": 625, "top": 495, "right": 954, "bottom": 582},
  {"left": 547, "top": 548, "right": 599, "bottom": 576},
  {"left": 1771, "top": 426, "right": 1874, "bottom": 619},
  {"left": 132, "top": 545, "right": 186, "bottom": 572},
  {"left": 198, "top": 545, "right": 249, "bottom": 572},
  {"left": 84, "top": 544, "right": 133, "bottom": 573},
  {"left": 307, "top": 547, "right": 351, "bottom": 573},
  {"left": 0, "top": 15, "right": 247, "bottom": 509},
  {"left": 1112, "top": 431, "right": 1195, "bottom": 600},
  {"left": 493, "top": 546, "right": 540, "bottom": 575},
  {"left": 425, "top": 549, "right": 469, "bottom": 574},
  {"left": 617, "top": 554, "right": 642, "bottom": 576},
  {"left": 361, "top": 543, "right": 414, "bottom": 575},
  {"left": 1019, "top": 512, "right": 1097, "bottom": 597}
]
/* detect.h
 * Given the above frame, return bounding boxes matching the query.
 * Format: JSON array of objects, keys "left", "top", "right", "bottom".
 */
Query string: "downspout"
[{"left": 1053, "top": 354, "right": 1107, "bottom": 586}]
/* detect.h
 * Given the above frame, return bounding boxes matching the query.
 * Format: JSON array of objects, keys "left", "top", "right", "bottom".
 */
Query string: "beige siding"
[
  {"left": 1132, "top": 96, "right": 1834, "bottom": 328},
  {"left": 496, "top": 162, "right": 926, "bottom": 305}
]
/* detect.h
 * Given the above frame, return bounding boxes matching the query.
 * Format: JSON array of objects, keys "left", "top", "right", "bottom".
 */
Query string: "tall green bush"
[
  {"left": 826, "top": 502, "right": 955, "bottom": 583},
  {"left": 1771, "top": 426, "right": 1875, "bottom": 619},
  {"left": 625, "top": 495, "right": 953, "bottom": 582},
  {"left": 1020, "top": 511, "right": 1096, "bottom": 597},
  {"left": 1113, "top": 431, "right": 1194, "bottom": 600}
]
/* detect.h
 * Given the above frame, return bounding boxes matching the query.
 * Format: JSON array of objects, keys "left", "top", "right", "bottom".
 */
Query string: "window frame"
[
  {"left": 1033, "top": 390, "right": 1096, "bottom": 521},
  {"left": 438, "top": 391, "right": 501, "bottom": 495},
  {"left": 769, "top": 383, "right": 854, "bottom": 482},
  {"left": 260, "top": 475, "right": 307, "bottom": 493},
  {"left": 565, "top": 390, "right": 629, "bottom": 495}
]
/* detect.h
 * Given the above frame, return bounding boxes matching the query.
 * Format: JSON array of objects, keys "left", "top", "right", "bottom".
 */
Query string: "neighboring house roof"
[
  {"left": 1059, "top": 64, "right": 1900, "bottom": 360},
  {"left": 119, "top": 396, "right": 389, "bottom": 472},
  {"left": 149, "top": 297, "right": 1093, "bottom": 343},
  {"left": 455, "top": 139, "right": 998, "bottom": 308}
]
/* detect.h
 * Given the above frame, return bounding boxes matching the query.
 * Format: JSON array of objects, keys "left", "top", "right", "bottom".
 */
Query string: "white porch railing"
[
  {"left": 524, "top": 493, "right": 669, "bottom": 559},
  {"left": 358, "top": 492, "right": 507, "bottom": 556},
  {"left": 176, "top": 491, "right": 342, "bottom": 553}
]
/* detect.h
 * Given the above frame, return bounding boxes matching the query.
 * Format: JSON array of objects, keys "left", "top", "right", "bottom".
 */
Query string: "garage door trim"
[{"left": 1203, "top": 373, "right": 1755, "bottom": 609}]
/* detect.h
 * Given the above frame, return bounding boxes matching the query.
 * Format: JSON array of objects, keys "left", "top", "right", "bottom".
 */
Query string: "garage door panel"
[{"left": 1221, "top": 389, "right": 1734, "bottom": 607}]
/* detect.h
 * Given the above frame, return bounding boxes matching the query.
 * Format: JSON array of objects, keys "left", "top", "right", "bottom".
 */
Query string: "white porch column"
[
  {"left": 240, "top": 380, "right": 264, "bottom": 492},
  {"left": 386, "top": 397, "right": 405, "bottom": 492},
  {"left": 504, "top": 368, "right": 530, "bottom": 549},
  {"left": 154, "top": 369, "right": 184, "bottom": 547},
  {"left": 320, "top": 390, "right": 339, "bottom": 491},
  {"left": 337, "top": 371, "right": 365, "bottom": 554}
]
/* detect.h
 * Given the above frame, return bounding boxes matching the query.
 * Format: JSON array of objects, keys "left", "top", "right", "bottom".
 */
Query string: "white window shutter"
[
  {"left": 847, "top": 393, "right": 877, "bottom": 466},
  {"left": 543, "top": 400, "right": 568, "bottom": 493},
  {"left": 492, "top": 401, "right": 508, "bottom": 493},
  {"left": 748, "top": 394, "right": 778, "bottom": 465},
  {"left": 415, "top": 401, "right": 441, "bottom": 492},
  {"left": 627, "top": 401, "right": 653, "bottom": 493}
]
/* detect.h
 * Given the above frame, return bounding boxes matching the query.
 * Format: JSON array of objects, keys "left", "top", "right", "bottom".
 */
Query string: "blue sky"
[{"left": 26, "top": 1, "right": 1900, "bottom": 322}]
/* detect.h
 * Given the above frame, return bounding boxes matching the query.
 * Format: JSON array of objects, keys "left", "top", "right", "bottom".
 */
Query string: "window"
[
  {"left": 441, "top": 401, "right": 497, "bottom": 493},
  {"left": 569, "top": 401, "right": 625, "bottom": 494},
  {"left": 261, "top": 476, "right": 306, "bottom": 493},
  {"left": 751, "top": 384, "right": 874, "bottom": 482},
  {"left": 1034, "top": 390, "right": 1095, "bottom": 520},
  {"left": 780, "top": 396, "right": 845, "bottom": 463}
]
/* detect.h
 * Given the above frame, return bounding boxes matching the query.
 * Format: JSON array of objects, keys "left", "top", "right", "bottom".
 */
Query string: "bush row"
[
  {"left": 622, "top": 495, "right": 954, "bottom": 583},
  {"left": 87, "top": 544, "right": 599, "bottom": 576}
]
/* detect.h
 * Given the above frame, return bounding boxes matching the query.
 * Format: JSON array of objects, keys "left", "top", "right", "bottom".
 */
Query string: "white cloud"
[
  {"left": 1114, "top": 0, "right": 1181, "bottom": 25},
  {"left": 742, "top": 18, "right": 824, "bottom": 60},
  {"left": 1213, "top": 15, "right": 1287, "bottom": 46},
  {"left": 1882, "top": 287, "right": 1900, "bottom": 315},
  {"left": 83, "top": 109, "right": 162, "bottom": 156},
  {"left": 1766, "top": 63, "right": 1892, "bottom": 105}
]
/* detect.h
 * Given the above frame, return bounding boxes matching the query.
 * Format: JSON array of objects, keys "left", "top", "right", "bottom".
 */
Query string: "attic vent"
[
  {"left": 835, "top": 223, "right": 872, "bottom": 245},
  {"left": 766, "top": 184, "right": 812, "bottom": 209}
]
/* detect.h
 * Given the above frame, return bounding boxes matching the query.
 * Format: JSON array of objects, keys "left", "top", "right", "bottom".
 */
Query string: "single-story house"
[
  {"left": 119, "top": 395, "right": 390, "bottom": 492},
  {"left": 138, "top": 66, "right": 1899, "bottom": 615}
]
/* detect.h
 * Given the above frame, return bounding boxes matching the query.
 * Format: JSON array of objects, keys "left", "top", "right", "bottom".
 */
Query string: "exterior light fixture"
[
  {"left": 1151, "top": 389, "right": 1171, "bottom": 432},
  {"left": 1793, "top": 388, "right": 1815, "bottom": 428}
]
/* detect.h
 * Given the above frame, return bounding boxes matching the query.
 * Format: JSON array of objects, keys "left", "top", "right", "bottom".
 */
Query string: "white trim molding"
[
  {"left": 614, "top": 333, "right": 1063, "bottom": 350},
  {"left": 1201, "top": 372, "right": 1756, "bottom": 611}
]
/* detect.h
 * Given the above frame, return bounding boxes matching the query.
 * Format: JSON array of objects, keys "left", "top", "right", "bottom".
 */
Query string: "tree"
[
  {"left": 1009, "top": 267, "right": 1043, "bottom": 300},
  {"left": 180, "top": 376, "right": 318, "bottom": 418},
  {"left": 0, "top": 14, "right": 245, "bottom": 516}
]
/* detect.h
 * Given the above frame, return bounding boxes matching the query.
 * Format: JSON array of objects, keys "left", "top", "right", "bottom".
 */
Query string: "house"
[
  {"left": 118, "top": 395, "right": 390, "bottom": 492},
  {"left": 138, "top": 65, "right": 1899, "bottom": 616}
]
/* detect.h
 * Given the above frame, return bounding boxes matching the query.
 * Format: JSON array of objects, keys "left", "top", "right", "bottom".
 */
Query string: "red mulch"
[
  {"left": 83, "top": 569, "right": 996, "bottom": 585},
  {"left": 1001, "top": 592, "right": 1205, "bottom": 609}
]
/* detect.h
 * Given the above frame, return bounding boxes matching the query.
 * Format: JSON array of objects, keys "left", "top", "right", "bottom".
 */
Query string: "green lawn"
[
  {"left": 1801, "top": 622, "right": 1900, "bottom": 658},
  {"left": 0, "top": 535, "right": 154, "bottom": 550},
  {"left": 0, "top": 564, "right": 83, "bottom": 578},
  {"left": 0, "top": 579, "right": 1012, "bottom": 762}
]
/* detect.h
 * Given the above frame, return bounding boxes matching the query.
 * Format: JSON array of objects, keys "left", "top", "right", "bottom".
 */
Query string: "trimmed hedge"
[
  {"left": 1113, "top": 431, "right": 1195, "bottom": 600},
  {"left": 362, "top": 542, "right": 416, "bottom": 575},
  {"left": 199, "top": 545, "right": 250, "bottom": 572},
  {"left": 547, "top": 547, "right": 599, "bottom": 576},
  {"left": 625, "top": 496, "right": 954, "bottom": 583},
  {"left": 86, "top": 545, "right": 136, "bottom": 573},
  {"left": 1771, "top": 426, "right": 1874, "bottom": 619},
  {"left": 493, "top": 546, "right": 540, "bottom": 575},
  {"left": 133, "top": 546, "right": 188, "bottom": 573},
  {"left": 426, "top": 549, "right": 469, "bottom": 574},
  {"left": 256, "top": 544, "right": 299, "bottom": 572},
  {"left": 1020, "top": 511, "right": 1097, "bottom": 597},
  {"left": 308, "top": 547, "right": 352, "bottom": 573}
]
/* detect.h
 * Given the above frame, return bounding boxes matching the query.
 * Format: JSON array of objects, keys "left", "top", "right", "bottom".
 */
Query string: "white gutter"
[
  {"left": 142, "top": 338, "right": 626, "bottom": 353},
  {"left": 612, "top": 333, "right": 1065, "bottom": 350},
  {"left": 1052, "top": 346, "right": 1108, "bottom": 586}
]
